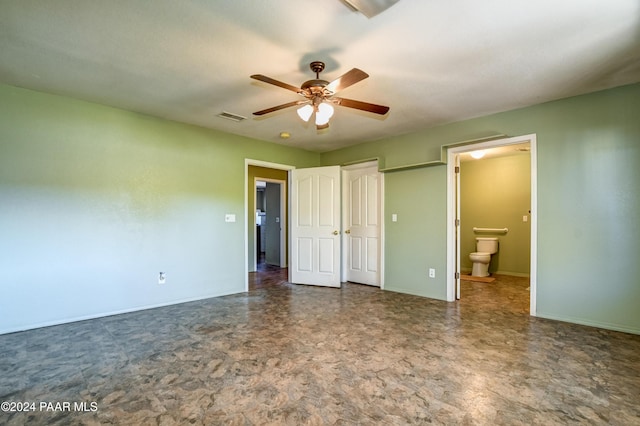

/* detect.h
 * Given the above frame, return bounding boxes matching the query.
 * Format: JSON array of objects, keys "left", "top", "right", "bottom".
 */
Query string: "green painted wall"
[
  {"left": 460, "top": 154, "right": 531, "bottom": 276},
  {"left": 384, "top": 167, "right": 448, "bottom": 299},
  {"left": 0, "top": 84, "right": 319, "bottom": 334},
  {"left": 322, "top": 83, "right": 640, "bottom": 334}
]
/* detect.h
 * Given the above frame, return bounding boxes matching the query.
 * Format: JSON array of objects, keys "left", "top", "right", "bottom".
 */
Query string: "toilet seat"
[{"left": 469, "top": 252, "right": 491, "bottom": 263}]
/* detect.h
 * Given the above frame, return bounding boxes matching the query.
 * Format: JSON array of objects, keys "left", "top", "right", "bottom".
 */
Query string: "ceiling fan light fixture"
[
  {"left": 315, "top": 102, "right": 334, "bottom": 126},
  {"left": 297, "top": 104, "right": 313, "bottom": 122}
]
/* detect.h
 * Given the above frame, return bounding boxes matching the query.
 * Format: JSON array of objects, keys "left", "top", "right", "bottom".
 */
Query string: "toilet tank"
[{"left": 476, "top": 237, "right": 499, "bottom": 254}]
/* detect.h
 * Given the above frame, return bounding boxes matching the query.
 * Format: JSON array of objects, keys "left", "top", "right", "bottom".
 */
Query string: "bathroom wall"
[{"left": 460, "top": 153, "right": 531, "bottom": 276}]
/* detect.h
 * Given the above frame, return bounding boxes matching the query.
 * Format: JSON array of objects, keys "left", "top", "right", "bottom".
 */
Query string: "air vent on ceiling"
[{"left": 217, "top": 111, "right": 246, "bottom": 122}]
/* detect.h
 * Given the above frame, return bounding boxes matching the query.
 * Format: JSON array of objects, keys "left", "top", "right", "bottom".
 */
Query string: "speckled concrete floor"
[{"left": 1, "top": 274, "right": 639, "bottom": 425}]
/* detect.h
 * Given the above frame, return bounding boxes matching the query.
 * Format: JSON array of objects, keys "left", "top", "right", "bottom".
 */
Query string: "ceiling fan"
[{"left": 251, "top": 61, "right": 390, "bottom": 130}]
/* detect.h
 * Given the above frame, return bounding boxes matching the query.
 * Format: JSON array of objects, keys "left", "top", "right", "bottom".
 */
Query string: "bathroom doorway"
[{"left": 446, "top": 134, "right": 537, "bottom": 315}]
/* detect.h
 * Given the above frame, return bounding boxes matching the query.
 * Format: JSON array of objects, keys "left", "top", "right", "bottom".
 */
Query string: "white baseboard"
[{"left": 536, "top": 312, "right": 640, "bottom": 336}]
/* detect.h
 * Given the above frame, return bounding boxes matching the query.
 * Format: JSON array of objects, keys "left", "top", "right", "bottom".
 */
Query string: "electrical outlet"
[
  {"left": 429, "top": 268, "right": 435, "bottom": 278},
  {"left": 158, "top": 272, "right": 166, "bottom": 284}
]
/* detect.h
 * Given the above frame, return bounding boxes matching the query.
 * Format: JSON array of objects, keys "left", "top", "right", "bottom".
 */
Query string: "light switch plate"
[{"left": 225, "top": 214, "right": 236, "bottom": 223}]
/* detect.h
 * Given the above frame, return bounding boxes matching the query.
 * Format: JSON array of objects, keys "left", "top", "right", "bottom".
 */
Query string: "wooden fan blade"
[
  {"left": 250, "top": 74, "right": 302, "bottom": 94},
  {"left": 332, "top": 97, "right": 390, "bottom": 115},
  {"left": 253, "top": 100, "right": 306, "bottom": 116},
  {"left": 325, "top": 68, "right": 369, "bottom": 93}
]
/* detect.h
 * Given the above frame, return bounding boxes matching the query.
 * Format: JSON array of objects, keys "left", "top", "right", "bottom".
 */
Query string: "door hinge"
[
  {"left": 455, "top": 166, "right": 460, "bottom": 173},
  {"left": 455, "top": 219, "right": 460, "bottom": 227},
  {"left": 455, "top": 272, "right": 460, "bottom": 279}
]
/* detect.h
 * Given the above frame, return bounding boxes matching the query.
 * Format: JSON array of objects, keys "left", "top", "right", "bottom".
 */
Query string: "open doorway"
[
  {"left": 446, "top": 134, "right": 537, "bottom": 315},
  {"left": 245, "top": 160, "right": 294, "bottom": 292},
  {"left": 255, "top": 179, "right": 286, "bottom": 269}
]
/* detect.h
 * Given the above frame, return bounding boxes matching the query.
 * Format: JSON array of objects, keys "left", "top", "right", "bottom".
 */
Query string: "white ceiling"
[{"left": 1, "top": 1, "right": 639, "bottom": 153}]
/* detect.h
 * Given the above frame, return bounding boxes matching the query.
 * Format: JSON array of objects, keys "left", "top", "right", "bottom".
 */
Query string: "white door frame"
[
  {"left": 245, "top": 159, "right": 295, "bottom": 292},
  {"left": 445, "top": 134, "right": 538, "bottom": 315},
  {"left": 253, "top": 177, "right": 287, "bottom": 269},
  {"left": 340, "top": 160, "right": 384, "bottom": 288}
]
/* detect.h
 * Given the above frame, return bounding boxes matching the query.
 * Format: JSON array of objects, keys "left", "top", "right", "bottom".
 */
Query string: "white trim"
[
  {"left": 446, "top": 134, "right": 538, "bottom": 315},
  {"left": 380, "top": 172, "right": 385, "bottom": 290},
  {"left": 535, "top": 313, "right": 640, "bottom": 335},
  {"left": 253, "top": 178, "right": 258, "bottom": 272},
  {"left": 246, "top": 159, "right": 296, "bottom": 171},
  {"left": 529, "top": 136, "right": 538, "bottom": 315},
  {"left": 341, "top": 159, "right": 379, "bottom": 171},
  {"left": 455, "top": 153, "right": 461, "bottom": 300},
  {"left": 446, "top": 159, "right": 457, "bottom": 301},
  {"left": 244, "top": 159, "right": 296, "bottom": 292}
]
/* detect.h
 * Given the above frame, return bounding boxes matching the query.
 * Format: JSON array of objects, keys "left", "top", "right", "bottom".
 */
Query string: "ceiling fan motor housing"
[
  {"left": 302, "top": 61, "right": 331, "bottom": 96},
  {"left": 301, "top": 79, "right": 330, "bottom": 93}
]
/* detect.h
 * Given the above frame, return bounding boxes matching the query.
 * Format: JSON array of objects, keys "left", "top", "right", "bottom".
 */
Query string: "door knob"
[
  {"left": 333, "top": 230, "right": 339, "bottom": 235},
  {"left": 345, "top": 230, "right": 351, "bottom": 234}
]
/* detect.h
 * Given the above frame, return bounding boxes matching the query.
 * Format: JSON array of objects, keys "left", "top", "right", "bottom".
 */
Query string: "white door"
[
  {"left": 291, "top": 166, "right": 341, "bottom": 287},
  {"left": 343, "top": 165, "right": 380, "bottom": 286}
]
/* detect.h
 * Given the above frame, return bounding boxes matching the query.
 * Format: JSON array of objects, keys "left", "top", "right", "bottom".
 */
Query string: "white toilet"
[{"left": 469, "top": 237, "right": 499, "bottom": 277}]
